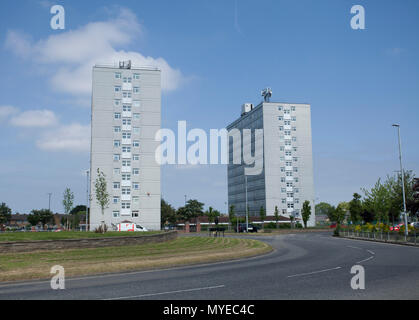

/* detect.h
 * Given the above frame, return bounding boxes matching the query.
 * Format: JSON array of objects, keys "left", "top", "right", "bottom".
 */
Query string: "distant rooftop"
[{"left": 94, "top": 60, "right": 160, "bottom": 71}]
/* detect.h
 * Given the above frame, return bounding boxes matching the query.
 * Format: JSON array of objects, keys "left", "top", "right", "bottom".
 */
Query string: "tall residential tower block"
[{"left": 90, "top": 62, "right": 161, "bottom": 230}]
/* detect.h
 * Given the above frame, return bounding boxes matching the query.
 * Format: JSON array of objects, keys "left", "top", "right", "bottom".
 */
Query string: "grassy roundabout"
[{"left": 0, "top": 237, "right": 272, "bottom": 282}]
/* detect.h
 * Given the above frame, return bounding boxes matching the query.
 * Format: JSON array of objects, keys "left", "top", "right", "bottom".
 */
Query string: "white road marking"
[
  {"left": 103, "top": 285, "right": 226, "bottom": 300},
  {"left": 287, "top": 266, "right": 342, "bottom": 278},
  {"left": 347, "top": 245, "right": 362, "bottom": 250},
  {"left": 367, "top": 250, "right": 375, "bottom": 255},
  {"left": 357, "top": 256, "right": 374, "bottom": 264}
]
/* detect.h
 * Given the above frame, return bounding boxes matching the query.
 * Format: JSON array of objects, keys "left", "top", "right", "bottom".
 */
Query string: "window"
[
  {"left": 133, "top": 127, "right": 140, "bottom": 134},
  {"left": 285, "top": 140, "right": 291, "bottom": 146},
  {"left": 295, "top": 199, "right": 300, "bottom": 204},
  {"left": 279, "top": 126, "right": 284, "bottom": 131},
  {"left": 278, "top": 116, "right": 283, "bottom": 121},
  {"left": 281, "top": 188, "right": 286, "bottom": 193},
  {"left": 114, "top": 113, "right": 121, "bottom": 120},
  {"left": 133, "top": 182, "right": 139, "bottom": 190},
  {"left": 122, "top": 160, "right": 131, "bottom": 167},
  {"left": 113, "top": 197, "right": 119, "bottom": 204},
  {"left": 114, "top": 140, "right": 121, "bottom": 147},
  {"left": 293, "top": 157, "right": 298, "bottom": 162},
  {"left": 284, "top": 120, "right": 291, "bottom": 125},
  {"left": 133, "top": 113, "right": 140, "bottom": 120},
  {"left": 133, "top": 154, "right": 140, "bottom": 161},
  {"left": 114, "top": 99, "right": 121, "bottom": 106},
  {"left": 133, "top": 168, "right": 139, "bottom": 175},
  {"left": 133, "top": 100, "right": 140, "bottom": 107},
  {"left": 280, "top": 156, "right": 285, "bottom": 161},
  {"left": 286, "top": 171, "right": 293, "bottom": 177},
  {"left": 114, "top": 126, "right": 121, "bottom": 133},
  {"left": 122, "top": 119, "right": 131, "bottom": 125},
  {"left": 281, "top": 177, "right": 286, "bottom": 183},
  {"left": 133, "top": 74, "right": 140, "bottom": 80},
  {"left": 284, "top": 109, "right": 290, "bottom": 114},
  {"left": 114, "top": 86, "right": 121, "bottom": 92},
  {"left": 115, "top": 73, "right": 121, "bottom": 79},
  {"left": 280, "top": 167, "right": 285, "bottom": 172},
  {"left": 295, "top": 177, "right": 299, "bottom": 182},
  {"left": 285, "top": 130, "right": 291, "bottom": 136},
  {"left": 280, "top": 146, "right": 285, "bottom": 151},
  {"left": 282, "top": 199, "right": 286, "bottom": 204},
  {"left": 286, "top": 161, "right": 292, "bottom": 166},
  {"left": 113, "top": 168, "right": 120, "bottom": 175},
  {"left": 293, "top": 167, "right": 298, "bottom": 172},
  {"left": 293, "top": 147, "right": 298, "bottom": 152},
  {"left": 122, "top": 174, "right": 131, "bottom": 181},
  {"left": 132, "top": 211, "right": 139, "bottom": 217},
  {"left": 279, "top": 136, "right": 284, "bottom": 141},
  {"left": 123, "top": 92, "right": 132, "bottom": 98},
  {"left": 278, "top": 106, "right": 283, "bottom": 111},
  {"left": 113, "top": 154, "right": 120, "bottom": 161},
  {"left": 133, "top": 87, "right": 140, "bottom": 93},
  {"left": 132, "top": 196, "right": 139, "bottom": 204},
  {"left": 292, "top": 126, "right": 297, "bottom": 131},
  {"left": 122, "top": 132, "right": 131, "bottom": 140},
  {"left": 122, "top": 187, "right": 131, "bottom": 195},
  {"left": 121, "top": 202, "right": 131, "bottom": 209},
  {"left": 122, "top": 146, "right": 131, "bottom": 153},
  {"left": 123, "top": 77, "right": 132, "bottom": 83},
  {"left": 287, "top": 193, "right": 294, "bottom": 198},
  {"left": 292, "top": 137, "right": 297, "bottom": 142},
  {"left": 133, "top": 140, "right": 140, "bottom": 147},
  {"left": 123, "top": 105, "right": 131, "bottom": 112},
  {"left": 292, "top": 116, "right": 297, "bottom": 121},
  {"left": 113, "top": 182, "right": 120, "bottom": 189},
  {"left": 291, "top": 106, "right": 296, "bottom": 111},
  {"left": 288, "top": 203, "right": 294, "bottom": 209},
  {"left": 295, "top": 188, "right": 299, "bottom": 193},
  {"left": 285, "top": 151, "right": 292, "bottom": 156},
  {"left": 286, "top": 182, "right": 293, "bottom": 187},
  {"left": 113, "top": 211, "right": 120, "bottom": 218}
]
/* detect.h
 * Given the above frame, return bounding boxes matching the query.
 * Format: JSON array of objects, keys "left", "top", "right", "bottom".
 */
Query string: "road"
[{"left": 0, "top": 232, "right": 418, "bottom": 300}]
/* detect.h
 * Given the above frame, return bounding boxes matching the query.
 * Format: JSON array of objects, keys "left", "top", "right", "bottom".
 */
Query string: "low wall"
[
  {"left": 0, "top": 231, "right": 178, "bottom": 254},
  {"left": 338, "top": 231, "right": 418, "bottom": 247}
]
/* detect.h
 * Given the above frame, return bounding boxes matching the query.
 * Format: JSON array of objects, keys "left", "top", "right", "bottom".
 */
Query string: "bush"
[
  {"left": 94, "top": 224, "right": 108, "bottom": 233},
  {"left": 279, "top": 223, "right": 291, "bottom": 229},
  {"left": 265, "top": 222, "right": 277, "bottom": 229}
]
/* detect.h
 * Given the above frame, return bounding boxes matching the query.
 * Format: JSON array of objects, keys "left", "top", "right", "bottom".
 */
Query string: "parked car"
[
  {"left": 235, "top": 223, "right": 258, "bottom": 233},
  {"left": 117, "top": 223, "right": 148, "bottom": 232}
]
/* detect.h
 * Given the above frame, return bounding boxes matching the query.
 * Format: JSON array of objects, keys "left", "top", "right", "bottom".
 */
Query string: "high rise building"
[
  {"left": 90, "top": 61, "right": 161, "bottom": 230},
  {"left": 227, "top": 96, "right": 315, "bottom": 226}
]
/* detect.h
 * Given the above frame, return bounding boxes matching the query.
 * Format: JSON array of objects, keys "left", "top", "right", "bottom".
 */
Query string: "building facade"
[
  {"left": 227, "top": 100, "right": 315, "bottom": 226},
  {"left": 90, "top": 61, "right": 161, "bottom": 230}
]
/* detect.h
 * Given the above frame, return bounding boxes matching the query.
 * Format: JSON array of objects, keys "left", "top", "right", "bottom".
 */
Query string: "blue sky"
[{"left": 0, "top": 0, "right": 418, "bottom": 214}]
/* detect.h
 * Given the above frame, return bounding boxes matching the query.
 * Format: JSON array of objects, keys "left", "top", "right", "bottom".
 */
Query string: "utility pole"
[
  {"left": 392, "top": 124, "right": 408, "bottom": 238},
  {"left": 245, "top": 175, "right": 249, "bottom": 233},
  {"left": 48, "top": 193, "right": 52, "bottom": 212}
]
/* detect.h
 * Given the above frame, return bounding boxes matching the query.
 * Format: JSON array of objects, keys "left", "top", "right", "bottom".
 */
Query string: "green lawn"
[
  {"left": 0, "top": 237, "right": 272, "bottom": 282},
  {"left": 0, "top": 231, "right": 163, "bottom": 242}
]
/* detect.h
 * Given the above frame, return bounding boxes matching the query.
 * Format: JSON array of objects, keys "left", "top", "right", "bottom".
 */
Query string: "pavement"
[{"left": 0, "top": 231, "right": 418, "bottom": 300}]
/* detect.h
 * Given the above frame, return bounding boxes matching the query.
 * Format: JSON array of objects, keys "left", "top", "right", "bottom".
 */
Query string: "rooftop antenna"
[{"left": 261, "top": 88, "right": 272, "bottom": 102}]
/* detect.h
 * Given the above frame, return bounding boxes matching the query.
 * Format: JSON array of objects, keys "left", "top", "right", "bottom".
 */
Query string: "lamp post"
[
  {"left": 86, "top": 170, "right": 90, "bottom": 232},
  {"left": 245, "top": 175, "right": 249, "bottom": 233},
  {"left": 47, "top": 193, "right": 52, "bottom": 211},
  {"left": 392, "top": 124, "right": 408, "bottom": 237}
]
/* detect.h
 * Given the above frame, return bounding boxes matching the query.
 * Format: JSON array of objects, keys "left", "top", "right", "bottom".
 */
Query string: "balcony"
[
  {"left": 287, "top": 197, "right": 294, "bottom": 202},
  {"left": 121, "top": 180, "right": 131, "bottom": 187},
  {"left": 121, "top": 194, "right": 131, "bottom": 201},
  {"left": 286, "top": 166, "right": 293, "bottom": 171},
  {"left": 122, "top": 83, "right": 132, "bottom": 91},
  {"left": 122, "top": 111, "right": 132, "bottom": 118},
  {"left": 121, "top": 209, "right": 131, "bottom": 216},
  {"left": 122, "top": 125, "right": 131, "bottom": 131},
  {"left": 122, "top": 152, "right": 131, "bottom": 159},
  {"left": 122, "top": 139, "right": 131, "bottom": 145},
  {"left": 122, "top": 98, "right": 132, "bottom": 104},
  {"left": 284, "top": 114, "right": 291, "bottom": 120},
  {"left": 286, "top": 176, "right": 294, "bottom": 182},
  {"left": 286, "top": 187, "right": 293, "bottom": 192},
  {"left": 121, "top": 166, "right": 131, "bottom": 173}
]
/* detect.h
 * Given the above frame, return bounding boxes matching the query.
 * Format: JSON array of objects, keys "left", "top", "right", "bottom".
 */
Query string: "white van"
[{"left": 117, "top": 223, "right": 148, "bottom": 232}]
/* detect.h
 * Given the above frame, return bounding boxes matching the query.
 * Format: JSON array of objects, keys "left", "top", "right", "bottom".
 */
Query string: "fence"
[{"left": 340, "top": 229, "right": 419, "bottom": 246}]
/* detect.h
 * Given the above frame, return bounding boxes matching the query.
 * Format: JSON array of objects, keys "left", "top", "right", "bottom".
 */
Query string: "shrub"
[
  {"left": 265, "top": 222, "right": 277, "bottom": 229},
  {"left": 94, "top": 224, "right": 108, "bottom": 233},
  {"left": 279, "top": 223, "right": 291, "bottom": 229}
]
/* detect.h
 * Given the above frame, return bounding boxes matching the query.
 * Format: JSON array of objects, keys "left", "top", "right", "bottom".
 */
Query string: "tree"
[
  {"left": 315, "top": 202, "right": 334, "bottom": 217},
  {"left": 301, "top": 200, "right": 311, "bottom": 228},
  {"left": 0, "top": 203, "right": 12, "bottom": 225},
  {"left": 205, "top": 207, "right": 220, "bottom": 226},
  {"left": 70, "top": 205, "right": 87, "bottom": 215},
  {"left": 259, "top": 206, "right": 266, "bottom": 230},
  {"left": 95, "top": 169, "right": 110, "bottom": 232},
  {"left": 161, "top": 199, "right": 177, "bottom": 228},
  {"left": 334, "top": 203, "right": 347, "bottom": 225},
  {"left": 183, "top": 199, "right": 204, "bottom": 222},
  {"left": 228, "top": 205, "right": 235, "bottom": 226},
  {"left": 349, "top": 193, "right": 363, "bottom": 224},
  {"left": 63, "top": 188, "right": 74, "bottom": 230},
  {"left": 274, "top": 206, "right": 280, "bottom": 229},
  {"left": 363, "top": 179, "right": 391, "bottom": 223},
  {"left": 29, "top": 209, "right": 53, "bottom": 229}
]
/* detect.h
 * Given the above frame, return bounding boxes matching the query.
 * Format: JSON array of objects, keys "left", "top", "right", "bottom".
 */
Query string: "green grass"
[
  {"left": 0, "top": 231, "right": 163, "bottom": 242},
  {"left": 0, "top": 237, "right": 272, "bottom": 282}
]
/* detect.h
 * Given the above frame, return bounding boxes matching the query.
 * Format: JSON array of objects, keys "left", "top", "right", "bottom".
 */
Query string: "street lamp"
[
  {"left": 245, "top": 175, "right": 249, "bottom": 233},
  {"left": 392, "top": 124, "right": 408, "bottom": 237}
]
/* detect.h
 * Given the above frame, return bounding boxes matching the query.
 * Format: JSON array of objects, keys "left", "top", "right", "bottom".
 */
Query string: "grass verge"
[
  {"left": 0, "top": 237, "right": 272, "bottom": 282},
  {"left": 0, "top": 231, "right": 163, "bottom": 242}
]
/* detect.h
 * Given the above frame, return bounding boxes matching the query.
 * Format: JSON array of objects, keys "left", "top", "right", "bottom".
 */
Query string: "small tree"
[
  {"left": 95, "top": 169, "right": 110, "bottom": 232},
  {"left": 62, "top": 188, "right": 74, "bottom": 230},
  {"left": 228, "top": 205, "right": 235, "bottom": 230},
  {"left": 349, "top": 193, "right": 363, "bottom": 224},
  {"left": 0, "top": 203, "right": 12, "bottom": 225},
  {"left": 29, "top": 209, "right": 53, "bottom": 229},
  {"left": 274, "top": 206, "right": 280, "bottom": 229},
  {"left": 259, "top": 206, "right": 266, "bottom": 230},
  {"left": 301, "top": 200, "right": 311, "bottom": 228}
]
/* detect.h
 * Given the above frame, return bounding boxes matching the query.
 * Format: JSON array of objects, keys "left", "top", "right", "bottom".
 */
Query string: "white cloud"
[
  {"left": 10, "top": 109, "right": 58, "bottom": 128},
  {"left": 0, "top": 105, "right": 19, "bottom": 120},
  {"left": 36, "top": 123, "right": 90, "bottom": 152},
  {"left": 5, "top": 8, "right": 184, "bottom": 98}
]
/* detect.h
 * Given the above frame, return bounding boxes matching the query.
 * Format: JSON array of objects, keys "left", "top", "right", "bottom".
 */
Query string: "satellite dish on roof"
[{"left": 261, "top": 88, "right": 272, "bottom": 102}]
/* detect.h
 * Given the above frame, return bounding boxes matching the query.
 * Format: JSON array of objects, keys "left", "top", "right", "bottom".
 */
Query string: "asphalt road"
[{"left": 0, "top": 232, "right": 418, "bottom": 300}]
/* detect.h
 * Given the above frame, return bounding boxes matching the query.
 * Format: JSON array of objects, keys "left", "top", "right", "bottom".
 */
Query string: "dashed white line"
[
  {"left": 357, "top": 256, "right": 374, "bottom": 264},
  {"left": 103, "top": 285, "right": 226, "bottom": 300},
  {"left": 287, "top": 267, "right": 342, "bottom": 278}
]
